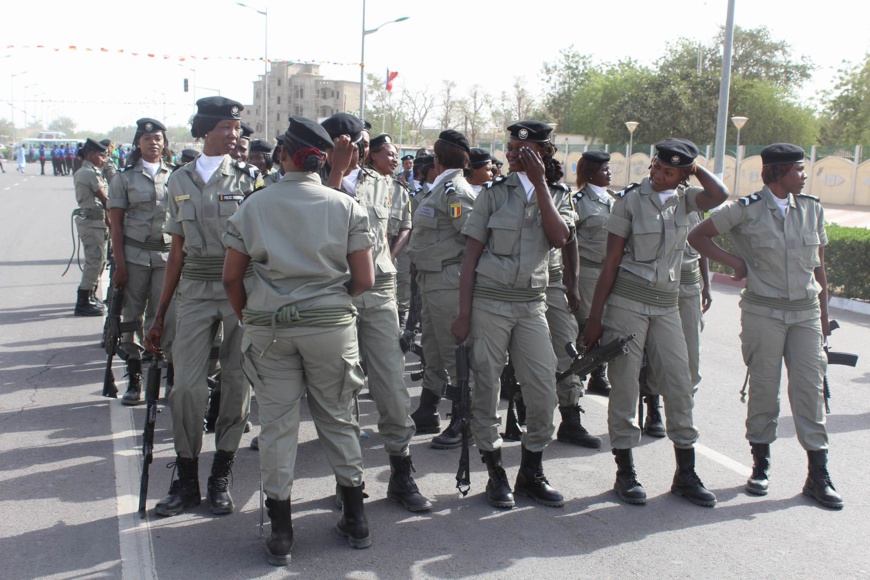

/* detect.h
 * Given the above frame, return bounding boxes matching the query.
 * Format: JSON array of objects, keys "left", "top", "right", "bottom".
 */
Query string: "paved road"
[{"left": 2, "top": 170, "right": 869, "bottom": 579}]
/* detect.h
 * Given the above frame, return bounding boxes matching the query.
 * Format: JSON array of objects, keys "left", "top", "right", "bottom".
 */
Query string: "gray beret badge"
[{"left": 518, "top": 128, "right": 528, "bottom": 139}]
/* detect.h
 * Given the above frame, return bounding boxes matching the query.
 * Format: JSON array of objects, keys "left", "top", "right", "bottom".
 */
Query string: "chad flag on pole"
[{"left": 386, "top": 69, "right": 399, "bottom": 92}]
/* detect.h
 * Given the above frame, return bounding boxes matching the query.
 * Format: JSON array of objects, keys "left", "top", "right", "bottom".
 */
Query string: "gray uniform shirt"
[
  {"left": 573, "top": 184, "right": 612, "bottom": 265},
  {"left": 223, "top": 172, "right": 372, "bottom": 313},
  {"left": 74, "top": 160, "right": 108, "bottom": 229},
  {"left": 107, "top": 159, "right": 173, "bottom": 267},
  {"left": 165, "top": 155, "right": 258, "bottom": 300}
]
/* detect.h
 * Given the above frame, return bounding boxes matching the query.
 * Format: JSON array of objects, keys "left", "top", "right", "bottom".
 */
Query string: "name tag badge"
[
  {"left": 417, "top": 205, "right": 436, "bottom": 218},
  {"left": 219, "top": 194, "right": 244, "bottom": 202},
  {"left": 175, "top": 194, "right": 190, "bottom": 201}
]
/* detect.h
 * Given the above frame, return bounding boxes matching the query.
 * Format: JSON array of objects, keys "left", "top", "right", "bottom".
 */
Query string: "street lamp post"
[
  {"left": 359, "top": 0, "right": 409, "bottom": 120},
  {"left": 10, "top": 71, "right": 26, "bottom": 144},
  {"left": 731, "top": 116, "right": 748, "bottom": 196},
  {"left": 237, "top": 2, "right": 268, "bottom": 138},
  {"left": 625, "top": 121, "right": 639, "bottom": 187}
]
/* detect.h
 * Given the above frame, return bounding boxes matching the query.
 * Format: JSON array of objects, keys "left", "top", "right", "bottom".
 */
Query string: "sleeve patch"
[{"left": 449, "top": 203, "right": 462, "bottom": 218}]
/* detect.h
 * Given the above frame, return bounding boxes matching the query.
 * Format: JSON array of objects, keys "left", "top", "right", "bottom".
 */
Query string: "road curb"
[{"left": 711, "top": 273, "right": 870, "bottom": 317}]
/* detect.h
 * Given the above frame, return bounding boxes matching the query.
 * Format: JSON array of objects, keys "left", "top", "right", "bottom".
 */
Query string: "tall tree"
[
  {"left": 459, "top": 85, "right": 490, "bottom": 146},
  {"left": 819, "top": 54, "right": 870, "bottom": 145},
  {"left": 438, "top": 81, "right": 458, "bottom": 131},
  {"left": 48, "top": 116, "right": 77, "bottom": 137}
]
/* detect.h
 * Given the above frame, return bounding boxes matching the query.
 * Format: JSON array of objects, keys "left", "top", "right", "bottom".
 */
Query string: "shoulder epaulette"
[
  {"left": 797, "top": 193, "right": 820, "bottom": 202},
  {"left": 121, "top": 164, "right": 134, "bottom": 172},
  {"left": 486, "top": 175, "right": 507, "bottom": 189},
  {"left": 614, "top": 182, "right": 639, "bottom": 199},
  {"left": 738, "top": 193, "right": 762, "bottom": 206},
  {"left": 574, "top": 190, "right": 584, "bottom": 201},
  {"left": 552, "top": 183, "right": 570, "bottom": 192},
  {"left": 624, "top": 182, "right": 640, "bottom": 192},
  {"left": 233, "top": 161, "right": 259, "bottom": 179}
]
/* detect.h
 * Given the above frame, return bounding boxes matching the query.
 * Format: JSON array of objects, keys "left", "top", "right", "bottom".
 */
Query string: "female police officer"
[
  {"left": 223, "top": 116, "right": 375, "bottom": 563},
  {"left": 107, "top": 118, "right": 175, "bottom": 405},
  {"left": 582, "top": 138, "right": 728, "bottom": 507},
  {"left": 144, "top": 97, "right": 259, "bottom": 517},
  {"left": 452, "top": 121, "right": 573, "bottom": 509},
  {"left": 73, "top": 138, "right": 110, "bottom": 316},
  {"left": 688, "top": 143, "right": 842, "bottom": 509}
]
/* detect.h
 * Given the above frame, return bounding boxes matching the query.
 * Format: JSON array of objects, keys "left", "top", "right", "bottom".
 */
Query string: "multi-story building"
[{"left": 241, "top": 63, "right": 361, "bottom": 139}]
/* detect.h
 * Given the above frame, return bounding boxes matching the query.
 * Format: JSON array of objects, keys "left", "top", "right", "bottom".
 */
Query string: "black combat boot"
[
  {"left": 90, "top": 285, "right": 105, "bottom": 307},
  {"left": 410, "top": 388, "right": 441, "bottom": 434},
  {"left": 431, "top": 401, "right": 462, "bottom": 449},
  {"left": 121, "top": 359, "right": 144, "bottom": 406},
  {"left": 556, "top": 405, "right": 602, "bottom": 449},
  {"left": 387, "top": 455, "right": 432, "bottom": 512},
  {"left": 746, "top": 443, "right": 771, "bottom": 496},
  {"left": 207, "top": 450, "right": 235, "bottom": 514},
  {"left": 155, "top": 456, "right": 200, "bottom": 516},
  {"left": 74, "top": 288, "right": 103, "bottom": 317},
  {"left": 514, "top": 447, "right": 564, "bottom": 507},
  {"left": 671, "top": 446, "right": 717, "bottom": 507},
  {"left": 612, "top": 448, "right": 647, "bottom": 505},
  {"left": 803, "top": 449, "right": 843, "bottom": 509},
  {"left": 643, "top": 395, "right": 666, "bottom": 438},
  {"left": 204, "top": 388, "right": 220, "bottom": 433},
  {"left": 586, "top": 365, "right": 611, "bottom": 396},
  {"left": 264, "top": 497, "right": 294, "bottom": 566},
  {"left": 480, "top": 449, "right": 515, "bottom": 509},
  {"left": 336, "top": 484, "right": 372, "bottom": 549}
]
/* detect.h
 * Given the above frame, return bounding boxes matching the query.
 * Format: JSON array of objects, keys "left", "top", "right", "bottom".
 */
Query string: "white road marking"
[
  {"left": 110, "top": 401, "right": 158, "bottom": 580},
  {"left": 585, "top": 394, "right": 752, "bottom": 477}
]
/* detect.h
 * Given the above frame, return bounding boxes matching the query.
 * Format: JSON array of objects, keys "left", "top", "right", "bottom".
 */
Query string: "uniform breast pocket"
[
  {"left": 751, "top": 239, "right": 779, "bottom": 271},
  {"left": 178, "top": 202, "right": 203, "bottom": 246},
  {"left": 219, "top": 201, "right": 240, "bottom": 216},
  {"left": 129, "top": 188, "right": 152, "bottom": 205},
  {"left": 800, "top": 232, "right": 821, "bottom": 268},
  {"left": 487, "top": 213, "right": 518, "bottom": 256},
  {"left": 579, "top": 214, "right": 606, "bottom": 241},
  {"left": 630, "top": 220, "right": 662, "bottom": 263},
  {"left": 372, "top": 204, "right": 390, "bottom": 222}
]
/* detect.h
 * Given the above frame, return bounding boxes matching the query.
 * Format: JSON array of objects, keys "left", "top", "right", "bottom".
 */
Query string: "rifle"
[
  {"left": 102, "top": 287, "right": 141, "bottom": 398},
  {"left": 823, "top": 320, "right": 859, "bottom": 413},
  {"left": 499, "top": 356, "right": 525, "bottom": 442},
  {"left": 557, "top": 334, "right": 636, "bottom": 382},
  {"left": 451, "top": 344, "right": 472, "bottom": 496},
  {"left": 138, "top": 355, "right": 163, "bottom": 518}
]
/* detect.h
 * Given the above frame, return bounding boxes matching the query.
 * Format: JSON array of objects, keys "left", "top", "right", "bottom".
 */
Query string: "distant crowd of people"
[{"left": 4, "top": 141, "right": 135, "bottom": 176}]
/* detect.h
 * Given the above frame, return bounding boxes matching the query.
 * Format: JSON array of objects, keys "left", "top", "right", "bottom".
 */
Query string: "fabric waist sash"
[{"left": 612, "top": 276, "right": 679, "bottom": 308}]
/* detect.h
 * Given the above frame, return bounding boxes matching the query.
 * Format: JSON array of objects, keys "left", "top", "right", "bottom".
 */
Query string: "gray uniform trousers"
[
  {"left": 646, "top": 282, "right": 703, "bottom": 395},
  {"left": 603, "top": 300, "right": 698, "bottom": 449},
  {"left": 241, "top": 323, "right": 365, "bottom": 500},
  {"left": 573, "top": 268, "right": 601, "bottom": 337},
  {"left": 77, "top": 220, "right": 107, "bottom": 290},
  {"left": 120, "top": 261, "right": 176, "bottom": 361},
  {"left": 169, "top": 296, "right": 250, "bottom": 458},
  {"left": 546, "top": 287, "right": 583, "bottom": 406},
  {"left": 355, "top": 285, "right": 415, "bottom": 457},
  {"left": 395, "top": 247, "right": 412, "bottom": 312},
  {"left": 740, "top": 310, "right": 828, "bottom": 450},
  {"left": 469, "top": 298, "right": 557, "bottom": 453}
]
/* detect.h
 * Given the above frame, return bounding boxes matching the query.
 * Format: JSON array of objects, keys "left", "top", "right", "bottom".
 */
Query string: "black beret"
[
  {"left": 321, "top": 113, "right": 364, "bottom": 143},
  {"left": 180, "top": 149, "right": 199, "bottom": 164},
  {"left": 413, "top": 154, "right": 434, "bottom": 168},
  {"left": 469, "top": 147, "right": 492, "bottom": 169},
  {"left": 582, "top": 151, "right": 610, "bottom": 163},
  {"left": 370, "top": 134, "right": 393, "bottom": 150},
  {"left": 240, "top": 122, "right": 254, "bottom": 138},
  {"left": 84, "top": 138, "right": 107, "bottom": 153},
  {"left": 362, "top": 119, "right": 373, "bottom": 130},
  {"left": 437, "top": 129, "right": 471, "bottom": 154},
  {"left": 136, "top": 118, "right": 166, "bottom": 133},
  {"left": 494, "top": 159, "right": 504, "bottom": 167},
  {"left": 401, "top": 154, "right": 414, "bottom": 161},
  {"left": 249, "top": 139, "right": 273, "bottom": 154},
  {"left": 99, "top": 139, "right": 112, "bottom": 147},
  {"left": 655, "top": 138, "right": 698, "bottom": 168},
  {"left": 507, "top": 121, "right": 553, "bottom": 143},
  {"left": 415, "top": 148, "right": 430, "bottom": 158},
  {"left": 760, "top": 143, "right": 805, "bottom": 166},
  {"left": 284, "top": 116, "right": 334, "bottom": 153},
  {"left": 195, "top": 96, "right": 243, "bottom": 121}
]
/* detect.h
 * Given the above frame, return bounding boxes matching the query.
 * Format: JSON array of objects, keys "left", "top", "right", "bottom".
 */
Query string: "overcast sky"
[{"left": 2, "top": 0, "right": 867, "bottom": 135}]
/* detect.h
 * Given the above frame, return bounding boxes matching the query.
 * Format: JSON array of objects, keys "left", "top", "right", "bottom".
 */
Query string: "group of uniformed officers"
[{"left": 70, "top": 95, "right": 843, "bottom": 567}]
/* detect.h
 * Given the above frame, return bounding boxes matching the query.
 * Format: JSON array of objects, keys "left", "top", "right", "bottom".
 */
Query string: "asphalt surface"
[{"left": 1, "top": 168, "right": 869, "bottom": 579}]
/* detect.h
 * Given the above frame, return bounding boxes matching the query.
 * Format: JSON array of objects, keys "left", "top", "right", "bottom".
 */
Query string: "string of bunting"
[{"left": 4, "top": 44, "right": 357, "bottom": 66}]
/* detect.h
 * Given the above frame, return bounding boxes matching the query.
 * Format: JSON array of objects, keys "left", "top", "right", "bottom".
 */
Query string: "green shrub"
[{"left": 706, "top": 223, "right": 870, "bottom": 301}]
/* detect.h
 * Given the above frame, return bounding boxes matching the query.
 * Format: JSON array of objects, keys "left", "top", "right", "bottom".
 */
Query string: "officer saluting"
[
  {"left": 145, "top": 97, "right": 258, "bottom": 517},
  {"left": 688, "top": 143, "right": 843, "bottom": 509}
]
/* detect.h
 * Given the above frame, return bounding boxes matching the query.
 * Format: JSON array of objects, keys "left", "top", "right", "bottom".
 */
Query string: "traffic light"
[{"left": 183, "top": 78, "right": 189, "bottom": 93}]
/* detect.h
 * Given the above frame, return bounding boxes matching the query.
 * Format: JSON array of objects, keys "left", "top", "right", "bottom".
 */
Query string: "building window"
[
  {"left": 294, "top": 87, "right": 304, "bottom": 99},
  {"left": 277, "top": 78, "right": 281, "bottom": 86},
  {"left": 256, "top": 108, "right": 260, "bottom": 116},
  {"left": 277, "top": 96, "right": 281, "bottom": 104},
  {"left": 294, "top": 106, "right": 303, "bottom": 116},
  {"left": 277, "top": 112, "right": 281, "bottom": 121}
]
